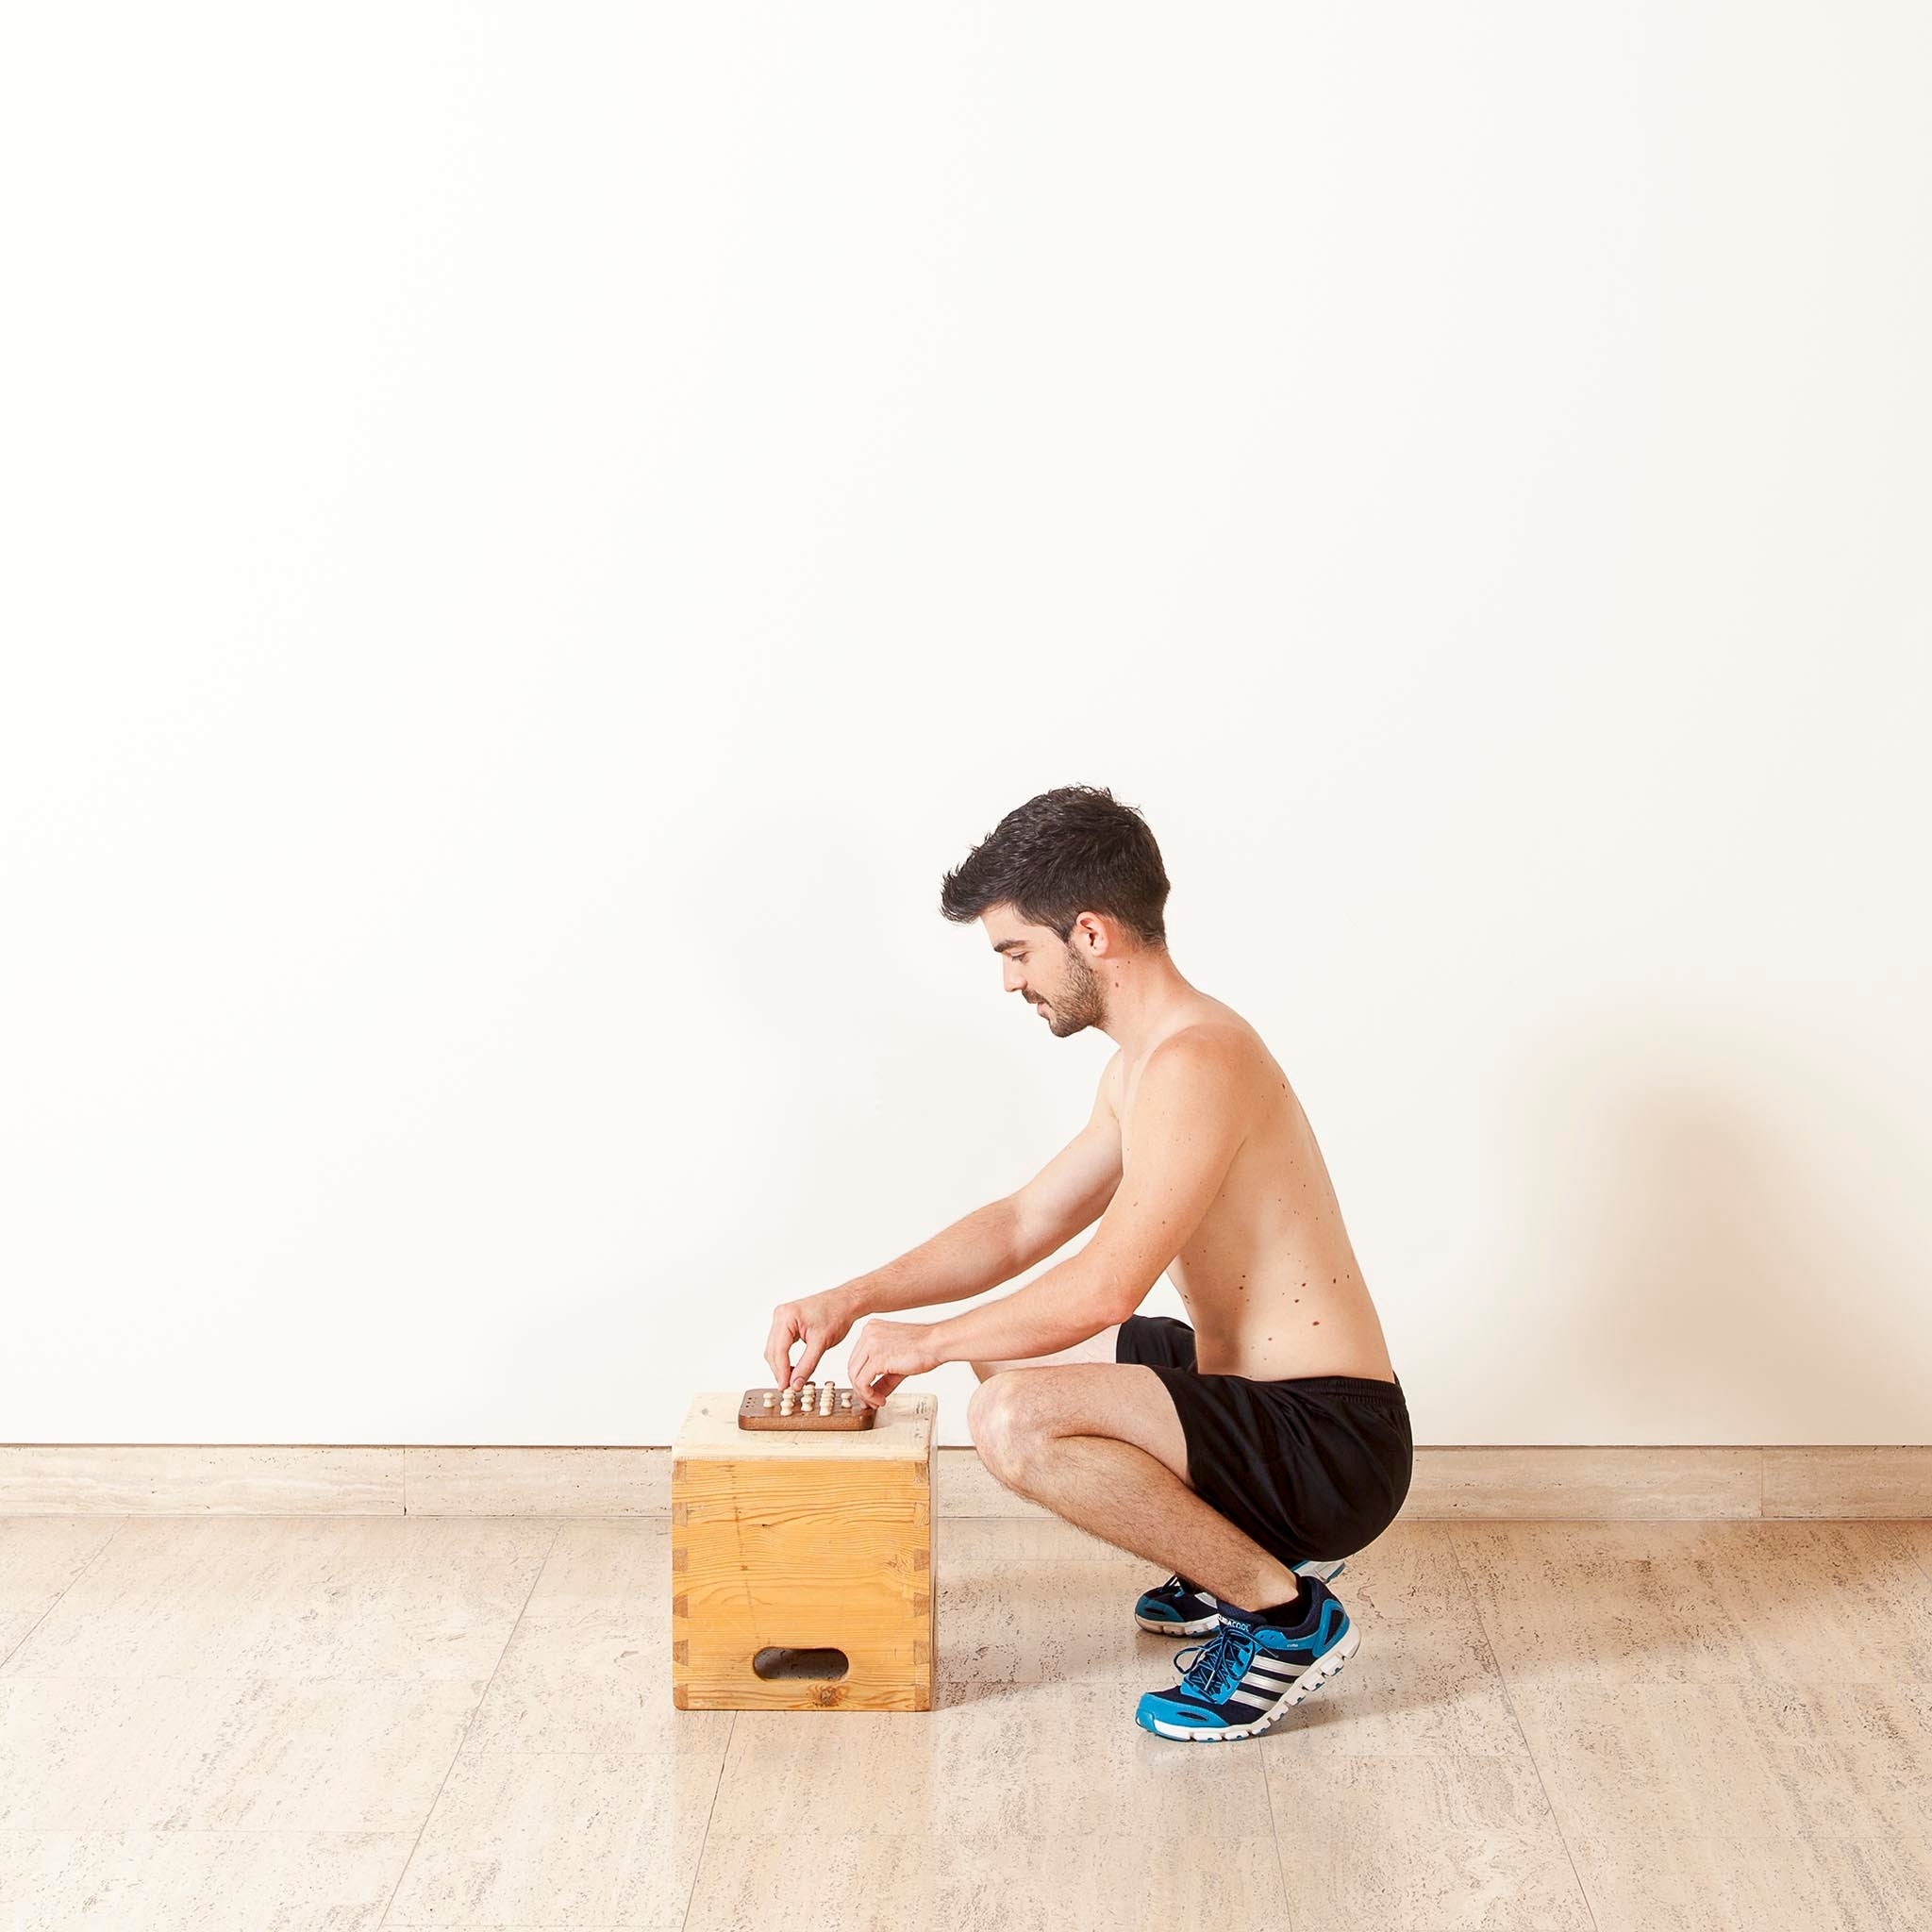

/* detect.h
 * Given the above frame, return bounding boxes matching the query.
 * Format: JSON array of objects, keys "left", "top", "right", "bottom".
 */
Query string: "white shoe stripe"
[
  {"left": 1245, "top": 1655, "right": 1301, "bottom": 1679},
  {"left": 1224, "top": 1689, "right": 1274, "bottom": 1710},
  {"left": 1239, "top": 1668, "right": 1299, "bottom": 1694}
]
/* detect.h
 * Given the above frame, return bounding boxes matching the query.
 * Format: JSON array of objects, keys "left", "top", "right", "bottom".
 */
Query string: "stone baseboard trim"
[{"left": 1, "top": 1443, "right": 1928, "bottom": 1518}]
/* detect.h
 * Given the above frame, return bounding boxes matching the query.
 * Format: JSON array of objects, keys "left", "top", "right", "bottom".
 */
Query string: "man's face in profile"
[{"left": 982, "top": 908, "right": 1107, "bottom": 1038}]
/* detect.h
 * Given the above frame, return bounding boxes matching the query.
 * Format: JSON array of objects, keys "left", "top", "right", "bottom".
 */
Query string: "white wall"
[{"left": 3, "top": 5, "right": 1927, "bottom": 1447}]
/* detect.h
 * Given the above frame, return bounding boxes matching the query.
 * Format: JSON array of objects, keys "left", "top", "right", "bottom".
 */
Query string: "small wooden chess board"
[{"left": 738, "top": 1383, "right": 877, "bottom": 1431}]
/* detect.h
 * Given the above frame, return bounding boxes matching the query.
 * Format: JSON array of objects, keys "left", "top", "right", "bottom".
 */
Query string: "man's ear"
[{"left": 1072, "top": 910, "right": 1114, "bottom": 956}]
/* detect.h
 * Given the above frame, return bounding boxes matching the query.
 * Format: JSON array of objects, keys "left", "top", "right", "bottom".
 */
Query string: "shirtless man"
[{"left": 764, "top": 784, "right": 1412, "bottom": 1740}]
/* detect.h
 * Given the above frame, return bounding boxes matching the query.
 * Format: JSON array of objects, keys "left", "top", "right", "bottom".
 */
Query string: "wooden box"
[{"left": 671, "top": 1390, "right": 936, "bottom": 1711}]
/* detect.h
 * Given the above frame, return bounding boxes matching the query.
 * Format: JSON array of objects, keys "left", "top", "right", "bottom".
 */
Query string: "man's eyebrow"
[{"left": 991, "top": 938, "right": 1026, "bottom": 955}]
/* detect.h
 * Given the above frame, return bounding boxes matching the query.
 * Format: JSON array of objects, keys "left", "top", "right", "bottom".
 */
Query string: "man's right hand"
[{"left": 765, "top": 1285, "right": 865, "bottom": 1391}]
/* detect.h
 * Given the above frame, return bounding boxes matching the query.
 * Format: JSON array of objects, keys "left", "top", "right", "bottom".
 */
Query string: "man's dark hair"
[{"left": 939, "top": 784, "right": 1171, "bottom": 949}]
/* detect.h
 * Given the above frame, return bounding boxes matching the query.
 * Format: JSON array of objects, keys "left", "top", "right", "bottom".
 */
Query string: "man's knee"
[
  {"left": 965, "top": 1376, "right": 1014, "bottom": 1476},
  {"left": 967, "top": 1373, "right": 1051, "bottom": 1483},
  {"left": 965, "top": 1371, "right": 1007, "bottom": 1441}
]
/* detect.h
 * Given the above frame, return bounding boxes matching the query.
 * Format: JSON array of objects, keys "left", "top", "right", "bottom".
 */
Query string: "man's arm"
[
  {"left": 927, "top": 1033, "right": 1249, "bottom": 1365},
  {"left": 842, "top": 1054, "right": 1124, "bottom": 1315},
  {"left": 767, "top": 1057, "right": 1124, "bottom": 1389}
]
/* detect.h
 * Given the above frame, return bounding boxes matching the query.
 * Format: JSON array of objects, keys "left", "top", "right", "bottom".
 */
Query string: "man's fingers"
[
  {"left": 765, "top": 1310, "right": 802, "bottom": 1391},
  {"left": 855, "top": 1366, "right": 898, "bottom": 1408}
]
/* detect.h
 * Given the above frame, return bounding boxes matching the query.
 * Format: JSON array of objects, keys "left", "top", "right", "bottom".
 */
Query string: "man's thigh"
[
  {"left": 971, "top": 1360, "right": 1191, "bottom": 1488},
  {"left": 969, "top": 1324, "right": 1120, "bottom": 1379}
]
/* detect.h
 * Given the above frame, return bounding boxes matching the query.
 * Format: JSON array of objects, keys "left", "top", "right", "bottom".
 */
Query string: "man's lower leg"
[{"left": 1003, "top": 1431, "right": 1305, "bottom": 1612}]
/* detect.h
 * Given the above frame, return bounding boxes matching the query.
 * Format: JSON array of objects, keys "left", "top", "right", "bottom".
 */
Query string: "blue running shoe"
[
  {"left": 1134, "top": 1574, "right": 1358, "bottom": 1741},
  {"left": 1133, "top": 1557, "right": 1346, "bottom": 1637}
]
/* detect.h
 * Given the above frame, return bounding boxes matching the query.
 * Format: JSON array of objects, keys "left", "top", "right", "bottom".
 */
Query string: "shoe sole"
[
  {"left": 1133, "top": 1558, "right": 1346, "bottom": 1639},
  {"left": 1134, "top": 1607, "right": 1221, "bottom": 1635},
  {"left": 1135, "top": 1621, "right": 1361, "bottom": 1741}
]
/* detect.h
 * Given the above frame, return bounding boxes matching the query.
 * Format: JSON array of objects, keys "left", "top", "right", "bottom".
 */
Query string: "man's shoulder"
[
  {"left": 1145, "top": 1012, "right": 1266, "bottom": 1081},
  {"left": 1124, "top": 1030, "right": 1260, "bottom": 1134}
]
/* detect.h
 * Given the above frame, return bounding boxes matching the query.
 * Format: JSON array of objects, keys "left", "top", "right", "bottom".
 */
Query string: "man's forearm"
[
  {"left": 928, "top": 1253, "right": 1129, "bottom": 1364},
  {"left": 841, "top": 1199, "right": 1024, "bottom": 1316}
]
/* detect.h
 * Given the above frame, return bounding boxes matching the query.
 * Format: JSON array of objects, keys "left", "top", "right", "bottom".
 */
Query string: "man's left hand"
[{"left": 845, "top": 1317, "right": 943, "bottom": 1409}]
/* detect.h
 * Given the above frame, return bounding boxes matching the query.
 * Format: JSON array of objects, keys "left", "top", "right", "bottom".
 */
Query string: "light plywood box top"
[{"left": 674, "top": 1391, "right": 936, "bottom": 1461}]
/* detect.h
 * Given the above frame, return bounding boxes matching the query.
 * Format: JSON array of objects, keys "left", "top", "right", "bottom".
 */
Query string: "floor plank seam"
[
  {"left": 0, "top": 1514, "right": 129, "bottom": 1676},
  {"left": 678, "top": 1709, "right": 737, "bottom": 1932},
  {"left": 1257, "top": 1722, "right": 1305, "bottom": 1930},
  {"left": 1902, "top": 1525, "right": 1932, "bottom": 1595},
  {"left": 371, "top": 1518, "right": 563, "bottom": 1930},
  {"left": 1446, "top": 1523, "right": 1602, "bottom": 1932}
]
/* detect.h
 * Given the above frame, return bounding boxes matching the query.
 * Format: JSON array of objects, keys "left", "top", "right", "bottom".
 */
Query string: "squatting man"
[{"left": 764, "top": 784, "right": 1412, "bottom": 1741}]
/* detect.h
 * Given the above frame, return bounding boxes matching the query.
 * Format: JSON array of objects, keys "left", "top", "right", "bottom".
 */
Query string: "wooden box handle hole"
[{"left": 751, "top": 1645, "right": 850, "bottom": 1681}]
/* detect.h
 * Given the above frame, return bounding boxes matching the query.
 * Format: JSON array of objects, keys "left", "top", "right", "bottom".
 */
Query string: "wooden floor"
[{"left": 2, "top": 1511, "right": 1929, "bottom": 1930}]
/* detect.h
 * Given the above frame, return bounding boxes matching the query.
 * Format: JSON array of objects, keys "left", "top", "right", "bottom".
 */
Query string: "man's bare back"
[{"left": 1109, "top": 995, "right": 1396, "bottom": 1384}]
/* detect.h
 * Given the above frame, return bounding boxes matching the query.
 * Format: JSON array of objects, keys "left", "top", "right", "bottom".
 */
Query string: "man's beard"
[{"left": 1041, "top": 946, "right": 1106, "bottom": 1035}]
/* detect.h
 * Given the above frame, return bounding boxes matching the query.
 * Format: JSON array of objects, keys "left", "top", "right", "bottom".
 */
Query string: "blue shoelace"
[{"left": 1171, "top": 1622, "right": 1257, "bottom": 1703}]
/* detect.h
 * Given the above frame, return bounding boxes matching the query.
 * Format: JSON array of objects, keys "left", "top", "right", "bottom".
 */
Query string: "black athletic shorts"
[{"left": 1116, "top": 1313, "right": 1412, "bottom": 1566}]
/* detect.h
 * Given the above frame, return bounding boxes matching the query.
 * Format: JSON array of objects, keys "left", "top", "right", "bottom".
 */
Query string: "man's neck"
[{"left": 1094, "top": 954, "right": 1206, "bottom": 1058}]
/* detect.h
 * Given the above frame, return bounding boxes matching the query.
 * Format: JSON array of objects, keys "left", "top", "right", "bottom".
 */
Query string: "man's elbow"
[
  {"left": 1072, "top": 1239, "right": 1165, "bottom": 1329},
  {"left": 1095, "top": 1271, "right": 1158, "bottom": 1329}
]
